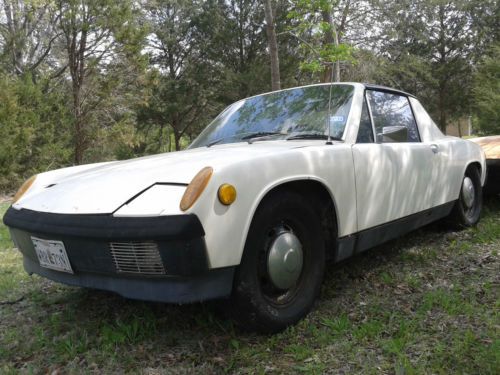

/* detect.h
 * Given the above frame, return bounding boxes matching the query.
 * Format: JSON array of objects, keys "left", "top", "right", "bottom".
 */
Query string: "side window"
[
  {"left": 366, "top": 90, "right": 420, "bottom": 142},
  {"left": 356, "top": 97, "right": 374, "bottom": 143}
]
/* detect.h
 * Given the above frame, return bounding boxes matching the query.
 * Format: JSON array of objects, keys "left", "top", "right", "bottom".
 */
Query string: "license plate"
[{"left": 31, "top": 237, "right": 73, "bottom": 274}]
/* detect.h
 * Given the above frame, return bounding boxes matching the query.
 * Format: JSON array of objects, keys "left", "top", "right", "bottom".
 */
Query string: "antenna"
[{"left": 326, "top": 62, "right": 335, "bottom": 145}]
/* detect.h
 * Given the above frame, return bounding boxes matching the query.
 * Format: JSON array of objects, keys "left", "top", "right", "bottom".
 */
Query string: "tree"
[
  {"left": 372, "top": 0, "right": 482, "bottom": 133},
  {"left": 0, "top": 0, "right": 60, "bottom": 77},
  {"left": 55, "top": 0, "right": 145, "bottom": 164},
  {"left": 140, "top": 0, "right": 222, "bottom": 151},
  {"left": 264, "top": 0, "right": 280, "bottom": 90},
  {"left": 429, "top": 1, "right": 475, "bottom": 132},
  {"left": 467, "top": 0, "right": 500, "bottom": 61},
  {"left": 0, "top": 74, "right": 72, "bottom": 191},
  {"left": 0, "top": 0, "right": 498, "bottom": 194},
  {"left": 286, "top": 0, "right": 355, "bottom": 82},
  {"left": 213, "top": 0, "right": 271, "bottom": 99},
  {"left": 472, "top": 44, "right": 500, "bottom": 135}
]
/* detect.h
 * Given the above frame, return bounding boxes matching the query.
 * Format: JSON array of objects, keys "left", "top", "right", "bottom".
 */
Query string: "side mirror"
[{"left": 377, "top": 126, "right": 408, "bottom": 143}]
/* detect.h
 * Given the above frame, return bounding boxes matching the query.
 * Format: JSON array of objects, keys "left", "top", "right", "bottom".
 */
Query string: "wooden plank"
[{"left": 470, "top": 136, "right": 500, "bottom": 159}]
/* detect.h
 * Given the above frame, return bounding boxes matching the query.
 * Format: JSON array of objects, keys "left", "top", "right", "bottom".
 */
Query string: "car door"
[
  {"left": 352, "top": 90, "right": 435, "bottom": 232},
  {"left": 408, "top": 97, "right": 464, "bottom": 207}
]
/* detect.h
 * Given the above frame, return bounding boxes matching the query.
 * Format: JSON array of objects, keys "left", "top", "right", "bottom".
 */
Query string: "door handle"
[{"left": 430, "top": 144, "right": 440, "bottom": 154}]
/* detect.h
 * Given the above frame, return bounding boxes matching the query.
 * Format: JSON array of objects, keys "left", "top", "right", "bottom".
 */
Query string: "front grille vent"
[{"left": 109, "top": 241, "right": 166, "bottom": 275}]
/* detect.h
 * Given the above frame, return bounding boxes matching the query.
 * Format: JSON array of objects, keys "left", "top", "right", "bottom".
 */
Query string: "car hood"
[{"left": 15, "top": 141, "right": 323, "bottom": 214}]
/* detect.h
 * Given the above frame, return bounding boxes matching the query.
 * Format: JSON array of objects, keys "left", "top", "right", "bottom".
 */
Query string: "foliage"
[
  {"left": 138, "top": 0, "right": 223, "bottom": 151},
  {"left": 472, "top": 44, "right": 500, "bottom": 135},
  {"left": 0, "top": 74, "right": 72, "bottom": 192},
  {"left": 0, "top": 0, "right": 59, "bottom": 76},
  {"left": 370, "top": 0, "right": 482, "bottom": 132},
  {"left": 0, "top": 0, "right": 498, "bottom": 192},
  {"left": 287, "top": 0, "right": 355, "bottom": 81},
  {"left": 56, "top": 0, "right": 148, "bottom": 164}
]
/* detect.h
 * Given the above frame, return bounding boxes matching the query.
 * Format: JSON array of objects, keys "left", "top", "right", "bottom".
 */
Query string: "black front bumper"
[{"left": 3, "top": 207, "right": 234, "bottom": 303}]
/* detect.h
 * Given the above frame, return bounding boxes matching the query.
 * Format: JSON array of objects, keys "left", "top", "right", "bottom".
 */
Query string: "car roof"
[{"left": 363, "top": 83, "right": 416, "bottom": 98}]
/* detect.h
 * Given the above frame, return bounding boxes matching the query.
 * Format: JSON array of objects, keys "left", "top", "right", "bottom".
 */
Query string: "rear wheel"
[
  {"left": 231, "top": 191, "right": 326, "bottom": 333},
  {"left": 447, "top": 166, "right": 482, "bottom": 228}
]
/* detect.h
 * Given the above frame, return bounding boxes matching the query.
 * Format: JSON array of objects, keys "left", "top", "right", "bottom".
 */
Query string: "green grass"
[
  {"left": 0, "top": 202, "right": 35, "bottom": 302},
  {"left": 1, "top": 197, "right": 499, "bottom": 373},
  {"left": 0, "top": 202, "right": 12, "bottom": 249}
]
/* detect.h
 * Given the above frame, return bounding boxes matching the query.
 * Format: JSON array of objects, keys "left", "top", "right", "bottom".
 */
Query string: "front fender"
[{"left": 186, "top": 145, "right": 356, "bottom": 269}]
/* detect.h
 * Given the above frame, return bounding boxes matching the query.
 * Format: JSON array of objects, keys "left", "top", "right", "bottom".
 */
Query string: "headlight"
[
  {"left": 13, "top": 175, "right": 37, "bottom": 203},
  {"left": 218, "top": 184, "right": 237, "bottom": 205},
  {"left": 180, "top": 167, "right": 213, "bottom": 211},
  {"left": 114, "top": 185, "right": 187, "bottom": 217}
]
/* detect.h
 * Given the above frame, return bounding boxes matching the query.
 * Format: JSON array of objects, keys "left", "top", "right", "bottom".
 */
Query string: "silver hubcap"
[
  {"left": 462, "top": 177, "right": 475, "bottom": 209},
  {"left": 267, "top": 231, "right": 303, "bottom": 290}
]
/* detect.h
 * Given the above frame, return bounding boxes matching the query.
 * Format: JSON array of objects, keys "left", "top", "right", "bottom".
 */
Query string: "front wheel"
[
  {"left": 447, "top": 166, "right": 482, "bottom": 228},
  {"left": 231, "top": 191, "right": 326, "bottom": 333}
]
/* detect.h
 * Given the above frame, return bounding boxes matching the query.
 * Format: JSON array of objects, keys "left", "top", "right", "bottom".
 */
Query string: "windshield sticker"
[{"left": 330, "top": 115, "right": 345, "bottom": 123}]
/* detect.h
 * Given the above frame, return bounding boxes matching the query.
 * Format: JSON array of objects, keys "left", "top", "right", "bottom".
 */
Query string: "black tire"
[
  {"left": 230, "top": 190, "right": 326, "bottom": 333},
  {"left": 447, "top": 166, "right": 482, "bottom": 228}
]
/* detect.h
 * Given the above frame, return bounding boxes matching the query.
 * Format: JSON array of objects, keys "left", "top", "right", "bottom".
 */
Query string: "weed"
[{"left": 0, "top": 197, "right": 499, "bottom": 373}]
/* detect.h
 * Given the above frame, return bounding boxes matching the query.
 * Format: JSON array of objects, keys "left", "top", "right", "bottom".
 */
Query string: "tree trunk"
[
  {"left": 71, "top": 62, "right": 87, "bottom": 164},
  {"left": 65, "top": 10, "right": 88, "bottom": 165},
  {"left": 436, "top": 4, "right": 447, "bottom": 134},
  {"left": 438, "top": 86, "right": 447, "bottom": 134},
  {"left": 166, "top": 126, "right": 171, "bottom": 152},
  {"left": 73, "top": 91, "right": 84, "bottom": 164},
  {"left": 321, "top": 10, "right": 340, "bottom": 83},
  {"left": 74, "top": 129, "right": 84, "bottom": 164},
  {"left": 174, "top": 131, "right": 181, "bottom": 151},
  {"left": 263, "top": 0, "right": 280, "bottom": 91},
  {"left": 72, "top": 84, "right": 86, "bottom": 164},
  {"left": 333, "top": 29, "right": 341, "bottom": 82}
]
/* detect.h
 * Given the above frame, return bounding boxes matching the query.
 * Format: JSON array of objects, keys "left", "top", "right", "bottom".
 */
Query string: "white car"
[{"left": 4, "top": 83, "right": 486, "bottom": 332}]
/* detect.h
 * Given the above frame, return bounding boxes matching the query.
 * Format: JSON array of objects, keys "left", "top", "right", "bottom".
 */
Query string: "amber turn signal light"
[
  {"left": 218, "top": 184, "right": 237, "bottom": 205},
  {"left": 180, "top": 167, "right": 213, "bottom": 211},
  {"left": 13, "top": 175, "right": 37, "bottom": 203}
]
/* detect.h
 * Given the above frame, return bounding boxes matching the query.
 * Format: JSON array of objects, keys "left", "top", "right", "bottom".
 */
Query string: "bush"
[
  {"left": 0, "top": 75, "right": 72, "bottom": 192},
  {"left": 472, "top": 44, "right": 500, "bottom": 135}
]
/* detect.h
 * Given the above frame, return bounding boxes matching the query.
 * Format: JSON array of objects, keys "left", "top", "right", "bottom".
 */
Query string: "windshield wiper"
[
  {"left": 206, "top": 137, "right": 223, "bottom": 147},
  {"left": 207, "top": 132, "right": 284, "bottom": 147},
  {"left": 207, "top": 132, "right": 342, "bottom": 147},
  {"left": 241, "top": 131, "right": 286, "bottom": 144},
  {"left": 286, "top": 133, "right": 343, "bottom": 141}
]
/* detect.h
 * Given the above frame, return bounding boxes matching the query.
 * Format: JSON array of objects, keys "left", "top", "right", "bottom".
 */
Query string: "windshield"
[{"left": 189, "top": 84, "right": 354, "bottom": 148}]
